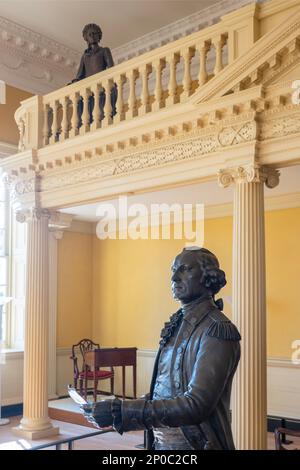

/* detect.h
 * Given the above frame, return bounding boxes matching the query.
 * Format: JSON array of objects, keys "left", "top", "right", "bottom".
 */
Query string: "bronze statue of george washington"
[{"left": 81, "top": 247, "right": 241, "bottom": 450}]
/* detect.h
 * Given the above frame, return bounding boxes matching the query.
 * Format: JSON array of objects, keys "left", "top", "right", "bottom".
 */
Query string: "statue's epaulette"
[{"left": 206, "top": 312, "right": 241, "bottom": 341}]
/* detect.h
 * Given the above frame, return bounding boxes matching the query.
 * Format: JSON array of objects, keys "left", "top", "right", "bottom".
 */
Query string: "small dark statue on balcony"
[
  {"left": 81, "top": 247, "right": 241, "bottom": 450},
  {"left": 72, "top": 23, "right": 114, "bottom": 82},
  {"left": 70, "top": 23, "right": 117, "bottom": 119}
]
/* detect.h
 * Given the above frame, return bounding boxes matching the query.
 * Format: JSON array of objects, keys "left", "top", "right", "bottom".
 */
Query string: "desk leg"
[
  {"left": 133, "top": 364, "right": 137, "bottom": 399},
  {"left": 122, "top": 365, "right": 126, "bottom": 399}
]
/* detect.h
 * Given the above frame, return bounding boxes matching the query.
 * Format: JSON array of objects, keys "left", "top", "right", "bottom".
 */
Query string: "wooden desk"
[{"left": 84, "top": 347, "right": 137, "bottom": 399}]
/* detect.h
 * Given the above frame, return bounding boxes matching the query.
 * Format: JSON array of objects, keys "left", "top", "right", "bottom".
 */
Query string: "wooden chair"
[
  {"left": 70, "top": 338, "right": 114, "bottom": 401},
  {"left": 274, "top": 427, "right": 300, "bottom": 450}
]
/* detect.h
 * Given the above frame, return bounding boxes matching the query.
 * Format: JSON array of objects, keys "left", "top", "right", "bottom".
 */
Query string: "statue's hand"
[{"left": 80, "top": 400, "right": 114, "bottom": 429}]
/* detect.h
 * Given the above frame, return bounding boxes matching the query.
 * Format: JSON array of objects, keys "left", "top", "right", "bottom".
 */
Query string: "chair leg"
[
  {"left": 94, "top": 379, "right": 98, "bottom": 402},
  {"left": 110, "top": 376, "right": 114, "bottom": 396},
  {"left": 79, "top": 379, "right": 83, "bottom": 396}
]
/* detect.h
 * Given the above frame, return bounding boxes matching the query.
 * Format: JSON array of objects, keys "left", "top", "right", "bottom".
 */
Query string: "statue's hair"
[
  {"left": 82, "top": 23, "right": 102, "bottom": 41},
  {"left": 182, "top": 247, "right": 226, "bottom": 295}
]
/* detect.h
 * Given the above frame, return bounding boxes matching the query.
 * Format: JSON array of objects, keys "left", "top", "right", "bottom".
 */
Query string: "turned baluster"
[
  {"left": 70, "top": 92, "right": 79, "bottom": 138},
  {"left": 114, "top": 75, "right": 124, "bottom": 123},
  {"left": 153, "top": 59, "right": 165, "bottom": 111},
  {"left": 166, "top": 53, "right": 179, "bottom": 106},
  {"left": 126, "top": 69, "right": 137, "bottom": 119},
  {"left": 198, "top": 41, "right": 210, "bottom": 87},
  {"left": 91, "top": 83, "right": 100, "bottom": 131},
  {"left": 60, "top": 96, "right": 69, "bottom": 141},
  {"left": 80, "top": 88, "right": 91, "bottom": 135},
  {"left": 49, "top": 100, "right": 58, "bottom": 144},
  {"left": 213, "top": 34, "right": 226, "bottom": 75},
  {"left": 17, "top": 115, "right": 26, "bottom": 151},
  {"left": 182, "top": 47, "right": 194, "bottom": 100},
  {"left": 139, "top": 64, "right": 151, "bottom": 116},
  {"left": 103, "top": 79, "right": 112, "bottom": 127},
  {"left": 43, "top": 104, "right": 50, "bottom": 146}
]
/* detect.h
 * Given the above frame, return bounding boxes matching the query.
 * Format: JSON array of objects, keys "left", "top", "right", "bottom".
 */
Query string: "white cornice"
[
  {"left": 113, "top": 0, "right": 255, "bottom": 64},
  {"left": 0, "top": 0, "right": 256, "bottom": 94},
  {"left": 0, "top": 16, "right": 80, "bottom": 94}
]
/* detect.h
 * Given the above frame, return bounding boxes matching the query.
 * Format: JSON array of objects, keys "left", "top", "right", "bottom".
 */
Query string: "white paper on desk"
[{"left": 67, "top": 385, "right": 88, "bottom": 405}]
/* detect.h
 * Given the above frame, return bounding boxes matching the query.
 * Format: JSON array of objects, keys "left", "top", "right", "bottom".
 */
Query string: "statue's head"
[
  {"left": 82, "top": 23, "right": 102, "bottom": 45},
  {"left": 171, "top": 247, "right": 226, "bottom": 304}
]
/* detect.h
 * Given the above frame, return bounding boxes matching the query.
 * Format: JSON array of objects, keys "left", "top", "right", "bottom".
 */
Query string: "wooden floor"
[
  {"left": 0, "top": 416, "right": 143, "bottom": 450},
  {"left": 0, "top": 416, "right": 299, "bottom": 450}
]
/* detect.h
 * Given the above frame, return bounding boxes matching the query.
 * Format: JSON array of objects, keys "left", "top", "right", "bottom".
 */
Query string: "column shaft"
[
  {"left": 232, "top": 180, "right": 267, "bottom": 450},
  {"left": 14, "top": 210, "right": 59, "bottom": 439}
]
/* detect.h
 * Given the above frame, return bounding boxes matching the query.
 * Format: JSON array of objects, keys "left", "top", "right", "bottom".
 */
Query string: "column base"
[{"left": 13, "top": 424, "right": 59, "bottom": 440}]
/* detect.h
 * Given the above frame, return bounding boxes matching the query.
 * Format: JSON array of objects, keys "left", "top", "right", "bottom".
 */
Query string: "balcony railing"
[{"left": 14, "top": 4, "right": 258, "bottom": 153}]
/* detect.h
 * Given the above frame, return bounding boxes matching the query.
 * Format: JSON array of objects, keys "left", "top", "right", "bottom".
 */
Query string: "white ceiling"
[
  {"left": 61, "top": 165, "right": 300, "bottom": 221},
  {"left": 0, "top": 0, "right": 219, "bottom": 52}
]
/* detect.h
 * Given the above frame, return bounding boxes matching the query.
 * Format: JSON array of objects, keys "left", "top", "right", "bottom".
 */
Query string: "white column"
[
  {"left": 218, "top": 165, "right": 280, "bottom": 450},
  {"left": 13, "top": 208, "right": 59, "bottom": 439}
]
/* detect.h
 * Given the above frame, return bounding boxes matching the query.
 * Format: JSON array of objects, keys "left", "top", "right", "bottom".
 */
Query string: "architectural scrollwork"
[
  {"left": 218, "top": 165, "right": 280, "bottom": 188},
  {"left": 218, "top": 122, "right": 257, "bottom": 146},
  {"left": 16, "top": 207, "right": 51, "bottom": 223}
]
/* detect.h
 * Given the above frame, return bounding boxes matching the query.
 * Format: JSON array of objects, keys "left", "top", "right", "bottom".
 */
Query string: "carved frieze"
[
  {"left": 261, "top": 114, "right": 300, "bottom": 140},
  {"left": 40, "top": 121, "right": 256, "bottom": 192}
]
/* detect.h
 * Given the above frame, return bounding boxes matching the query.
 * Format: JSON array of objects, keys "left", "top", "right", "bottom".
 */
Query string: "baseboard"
[
  {"left": 267, "top": 416, "right": 300, "bottom": 432},
  {"left": 1, "top": 403, "right": 23, "bottom": 418},
  {"left": 3, "top": 400, "right": 300, "bottom": 434}
]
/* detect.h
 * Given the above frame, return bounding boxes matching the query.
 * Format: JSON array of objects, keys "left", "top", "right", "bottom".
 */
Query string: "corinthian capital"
[{"left": 218, "top": 165, "right": 280, "bottom": 189}]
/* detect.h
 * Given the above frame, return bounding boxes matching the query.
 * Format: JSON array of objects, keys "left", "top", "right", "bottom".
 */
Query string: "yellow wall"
[
  {"left": 57, "top": 231, "right": 93, "bottom": 347},
  {"left": 0, "top": 85, "right": 32, "bottom": 145},
  {"left": 265, "top": 208, "right": 300, "bottom": 358},
  {"left": 58, "top": 207, "right": 300, "bottom": 358},
  {"left": 91, "top": 217, "right": 233, "bottom": 350}
]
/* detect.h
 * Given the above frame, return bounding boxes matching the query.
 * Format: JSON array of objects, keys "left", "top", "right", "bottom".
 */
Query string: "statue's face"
[
  {"left": 85, "top": 27, "right": 101, "bottom": 45},
  {"left": 171, "top": 251, "right": 207, "bottom": 304}
]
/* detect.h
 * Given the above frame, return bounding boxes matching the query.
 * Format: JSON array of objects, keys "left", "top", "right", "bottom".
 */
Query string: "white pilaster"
[
  {"left": 219, "top": 165, "right": 280, "bottom": 450},
  {"left": 13, "top": 208, "right": 59, "bottom": 439},
  {"left": 48, "top": 213, "right": 73, "bottom": 399},
  {"left": 48, "top": 232, "right": 59, "bottom": 400}
]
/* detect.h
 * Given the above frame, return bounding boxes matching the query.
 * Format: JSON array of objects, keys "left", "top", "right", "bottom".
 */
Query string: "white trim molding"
[
  {"left": 0, "top": 141, "right": 18, "bottom": 158},
  {"left": 113, "top": 0, "right": 254, "bottom": 64},
  {"left": 0, "top": 16, "right": 79, "bottom": 94}
]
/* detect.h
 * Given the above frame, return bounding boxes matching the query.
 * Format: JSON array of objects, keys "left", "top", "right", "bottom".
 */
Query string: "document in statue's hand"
[{"left": 67, "top": 385, "right": 88, "bottom": 405}]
